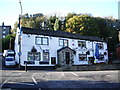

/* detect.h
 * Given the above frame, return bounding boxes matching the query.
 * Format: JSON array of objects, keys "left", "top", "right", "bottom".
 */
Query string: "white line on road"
[
  {"left": 8, "top": 82, "right": 35, "bottom": 86},
  {"left": 71, "top": 72, "right": 79, "bottom": 77},
  {"left": 61, "top": 72, "right": 65, "bottom": 76},
  {"left": 0, "top": 77, "right": 12, "bottom": 87},
  {"left": 31, "top": 73, "right": 37, "bottom": 77},
  {"left": 32, "top": 77, "right": 38, "bottom": 85}
]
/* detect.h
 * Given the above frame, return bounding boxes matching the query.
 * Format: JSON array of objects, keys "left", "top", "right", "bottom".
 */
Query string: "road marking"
[
  {"left": 71, "top": 72, "right": 79, "bottom": 77},
  {"left": 32, "top": 77, "right": 37, "bottom": 85},
  {"left": 8, "top": 82, "right": 34, "bottom": 86},
  {"left": 61, "top": 72, "right": 65, "bottom": 76},
  {"left": 31, "top": 73, "right": 37, "bottom": 77},
  {"left": 0, "top": 77, "right": 12, "bottom": 87}
]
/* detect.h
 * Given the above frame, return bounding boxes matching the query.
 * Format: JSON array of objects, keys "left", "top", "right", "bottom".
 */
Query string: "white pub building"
[{"left": 15, "top": 27, "right": 108, "bottom": 68}]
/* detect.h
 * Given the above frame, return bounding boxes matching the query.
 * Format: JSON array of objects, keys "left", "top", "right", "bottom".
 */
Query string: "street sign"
[{"left": 18, "top": 52, "right": 22, "bottom": 56}]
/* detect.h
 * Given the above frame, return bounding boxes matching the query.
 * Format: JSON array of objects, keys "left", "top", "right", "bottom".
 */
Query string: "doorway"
[{"left": 65, "top": 52, "right": 70, "bottom": 64}]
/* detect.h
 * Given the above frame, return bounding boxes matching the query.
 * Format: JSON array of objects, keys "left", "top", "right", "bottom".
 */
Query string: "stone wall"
[{"left": 56, "top": 63, "right": 120, "bottom": 71}]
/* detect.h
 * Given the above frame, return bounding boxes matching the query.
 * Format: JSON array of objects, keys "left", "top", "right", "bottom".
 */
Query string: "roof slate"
[{"left": 21, "top": 27, "right": 104, "bottom": 42}]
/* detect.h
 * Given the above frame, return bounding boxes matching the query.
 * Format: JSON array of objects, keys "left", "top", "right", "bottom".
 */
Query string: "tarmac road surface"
[{"left": 0, "top": 70, "right": 120, "bottom": 89}]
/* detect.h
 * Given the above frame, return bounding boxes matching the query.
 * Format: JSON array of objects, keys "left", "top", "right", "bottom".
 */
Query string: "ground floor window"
[
  {"left": 28, "top": 52, "right": 40, "bottom": 61},
  {"left": 99, "top": 54, "right": 104, "bottom": 60},
  {"left": 43, "top": 52, "right": 49, "bottom": 61},
  {"left": 79, "top": 54, "right": 87, "bottom": 61}
]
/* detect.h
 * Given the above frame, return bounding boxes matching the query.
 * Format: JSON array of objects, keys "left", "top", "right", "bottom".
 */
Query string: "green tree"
[
  {"left": 54, "top": 18, "right": 59, "bottom": 31},
  {"left": 66, "top": 14, "right": 99, "bottom": 36},
  {"left": 48, "top": 16, "right": 57, "bottom": 30},
  {"left": 2, "top": 34, "right": 15, "bottom": 52},
  {"left": 65, "top": 13, "right": 77, "bottom": 20}
]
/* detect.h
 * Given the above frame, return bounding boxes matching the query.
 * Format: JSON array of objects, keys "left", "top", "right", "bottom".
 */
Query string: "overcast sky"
[{"left": 0, "top": 0, "right": 119, "bottom": 28}]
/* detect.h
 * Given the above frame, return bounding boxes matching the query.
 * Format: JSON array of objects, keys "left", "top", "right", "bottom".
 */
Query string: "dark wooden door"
[{"left": 65, "top": 52, "right": 70, "bottom": 64}]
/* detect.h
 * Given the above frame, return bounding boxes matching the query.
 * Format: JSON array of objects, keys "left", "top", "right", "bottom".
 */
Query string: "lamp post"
[{"left": 18, "top": 0, "right": 22, "bottom": 69}]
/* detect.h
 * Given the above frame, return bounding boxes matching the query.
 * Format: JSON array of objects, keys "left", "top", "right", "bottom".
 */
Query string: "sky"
[{"left": 0, "top": 0, "right": 119, "bottom": 28}]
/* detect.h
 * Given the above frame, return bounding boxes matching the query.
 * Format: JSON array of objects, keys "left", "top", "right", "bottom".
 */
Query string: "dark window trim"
[
  {"left": 35, "top": 37, "right": 49, "bottom": 45},
  {"left": 78, "top": 54, "right": 87, "bottom": 61},
  {"left": 59, "top": 39, "right": 68, "bottom": 46},
  {"left": 97, "top": 43, "right": 104, "bottom": 49},
  {"left": 27, "top": 52, "right": 41, "bottom": 61},
  {"left": 43, "top": 51, "right": 49, "bottom": 61},
  {"left": 78, "top": 41, "right": 86, "bottom": 48}
]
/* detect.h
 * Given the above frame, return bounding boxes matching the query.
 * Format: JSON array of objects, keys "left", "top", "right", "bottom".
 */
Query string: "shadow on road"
[{"left": 2, "top": 80, "right": 120, "bottom": 89}]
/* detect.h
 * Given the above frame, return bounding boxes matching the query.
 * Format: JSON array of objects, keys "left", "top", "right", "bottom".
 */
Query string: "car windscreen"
[
  {"left": 5, "top": 58, "right": 14, "bottom": 61},
  {"left": 7, "top": 54, "right": 14, "bottom": 57}
]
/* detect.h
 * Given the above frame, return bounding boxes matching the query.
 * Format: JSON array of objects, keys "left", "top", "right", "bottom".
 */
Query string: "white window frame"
[
  {"left": 78, "top": 41, "right": 86, "bottom": 48},
  {"left": 36, "top": 37, "right": 49, "bottom": 45},
  {"left": 59, "top": 39, "right": 68, "bottom": 46}
]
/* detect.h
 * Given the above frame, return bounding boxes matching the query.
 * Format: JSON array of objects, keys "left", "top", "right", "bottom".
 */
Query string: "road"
[{"left": 1, "top": 70, "right": 120, "bottom": 89}]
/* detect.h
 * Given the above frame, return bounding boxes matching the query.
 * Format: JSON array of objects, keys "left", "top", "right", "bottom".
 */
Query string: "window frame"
[
  {"left": 59, "top": 39, "right": 68, "bottom": 46},
  {"left": 27, "top": 52, "right": 41, "bottom": 61},
  {"left": 35, "top": 37, "right": 49, "bottom": 45},
  {"left": 43, "top": 52, "right": 49, "bottom": 62},
  {"left": 97, "top": 43, "right": 104, "bottom": 49},
  {"left": 78, "top": 41, "right": 86, "bottom": 48},
  {"left": 78, "top": 54, "right": 87, "bottom": 61}
]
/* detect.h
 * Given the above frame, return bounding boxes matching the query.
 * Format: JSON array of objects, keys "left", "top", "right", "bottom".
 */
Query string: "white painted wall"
[{"left": 15, "top": 30, "right": 108, "bottom": 66}]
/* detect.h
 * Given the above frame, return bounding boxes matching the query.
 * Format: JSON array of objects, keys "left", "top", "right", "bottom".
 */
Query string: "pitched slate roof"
[
  {"left": 57, "top": 46, "right": 76, "bottom": 53},
  {"left": 21, "top": 27, "right": 104, "bottom": 42}
]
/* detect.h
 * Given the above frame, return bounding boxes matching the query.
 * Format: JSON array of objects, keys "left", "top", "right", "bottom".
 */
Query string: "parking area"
[
  {"left": 0, "top": 56, "right": 120, "bottom": 89},
  {"left": 1, "top": 70, "right": 120, "bottom": 89}
]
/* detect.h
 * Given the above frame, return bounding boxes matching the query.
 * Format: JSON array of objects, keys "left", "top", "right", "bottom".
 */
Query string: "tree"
[
  {"left": 2, "top": 34, "right": 15, "bottom": 52},
  {"left": 48, "top": 15, "right": 57, "bottom": 30},
  {"left": 54, "top": 18, "right": 59, "bottom": 31},
  {"left": 65, "top": 13, "right": 77, "bottom": 20},
  {"left": 66, "top": 14, "right": 99, "bottom": 36}
]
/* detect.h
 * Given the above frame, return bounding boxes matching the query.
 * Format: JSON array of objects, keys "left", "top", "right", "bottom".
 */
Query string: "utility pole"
[{"left": 18, "top": 0, "right": 22, "bottom": 69}]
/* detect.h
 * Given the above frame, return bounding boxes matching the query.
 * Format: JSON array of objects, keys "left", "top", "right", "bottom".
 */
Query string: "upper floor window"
[
  {"left": 36, "top": 37, "right": 49, "bottom": 45},
  {"left": 97, "top": 43, "right": 104, "bottom": 49},
  {"left": 3, "top": 31, "right": 5, "bottom": 34},
  {"left": 59, "top": 39, "right": 68, "bottom": 46},
  {"left": 78, "top": 41, "right": 86, "bottom": 48},
  {"left": 3, "top": 27, "right": 6, "bottom": 30}
]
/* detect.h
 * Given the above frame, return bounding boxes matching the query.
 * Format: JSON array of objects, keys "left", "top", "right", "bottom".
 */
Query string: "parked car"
[
  {"left": 5, "top": 57, "right": 16, "bottom": 67},
  {"left": 3, "top": 50, "right": 15, "bottom": 58}
]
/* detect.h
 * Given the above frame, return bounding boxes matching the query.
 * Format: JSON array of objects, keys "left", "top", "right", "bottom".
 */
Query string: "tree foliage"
[
  {"left": 2, "top": 34, "right": 15, "bottom": 52},
  {"left": 11, "top": 13, "right": 120, "bottom": 52}
]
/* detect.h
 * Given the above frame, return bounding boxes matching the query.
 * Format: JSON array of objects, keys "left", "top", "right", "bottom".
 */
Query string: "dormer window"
[{"left": 36, "top": 37, "right": 49, "bottom": 45}]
